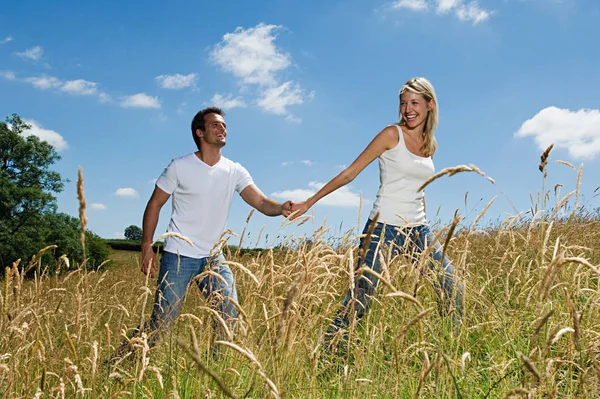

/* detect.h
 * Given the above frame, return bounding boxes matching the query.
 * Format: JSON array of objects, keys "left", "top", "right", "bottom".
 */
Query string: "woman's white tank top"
[{"left": 368, "top": 125, "right": 435, "bottom": 227}]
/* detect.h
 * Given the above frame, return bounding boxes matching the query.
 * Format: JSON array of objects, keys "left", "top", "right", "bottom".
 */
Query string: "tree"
[
  {"left": 0, "top": 114, "right": 110, "bottom": 269},
  {"left": 124, "top": 225, "right": 143, "bottom": 241},
  {"left": 0, "top": 114, "right": 66, "bottom": 265},
  {"left": 44, "top": 213, "right": 111, "bottom": 269}
]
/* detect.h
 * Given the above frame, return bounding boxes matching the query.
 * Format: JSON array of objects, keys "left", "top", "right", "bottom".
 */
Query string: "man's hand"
[
  {"left": 281, "top": 200, "right": 294, "bottom": 217},
  {"left": 141, "top": 243, "right": 158, "bottom": 277},
  {"left": 290, "top": 200, "right": 311, "bottom": 221}
]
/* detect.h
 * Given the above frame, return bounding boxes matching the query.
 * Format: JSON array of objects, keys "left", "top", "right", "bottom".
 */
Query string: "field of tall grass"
[{"left": 1, "top": 158, "right": 599, "bottom": 398}]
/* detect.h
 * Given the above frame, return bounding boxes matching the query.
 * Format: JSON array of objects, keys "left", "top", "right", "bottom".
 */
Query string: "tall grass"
[{"left": 0, "top": 160, "right": 599, "bottom": 398}]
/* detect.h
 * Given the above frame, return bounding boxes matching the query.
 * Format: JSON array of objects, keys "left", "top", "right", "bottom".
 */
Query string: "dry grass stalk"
[
  {"left": 568, "top": 298, "right": 581, "bottom": 351},
  {"left": 532, "top": 309, "right": 554, "bottom": 339},
  {"left": 418, "top": 164, "right": 495, "bottom": 192},
  {"left": 541, "top": 220, "right": 554, "bottom": 262},
  {"left": 155, "top": 232, "right": 194, "bottom": 247},
  {"left": 550, "top": 191, "right": 574, "bottom": 219},
  {"left": 415, "top": 352, "right": 437, "bottom": 398},
  {"left": 25, "top": 245, "right": 57, "bottom": 275},
  {"left": 574, "top": 164, "right": 583, "bottom": 214},
  {"left": 538, "top": 253, "right": 564, "bottom": 302},
  {"left": 3, "top": 265, "right": 12, "bottom": 316},
  {"left": 64, "top": 327, "right": 78, "bottom": 362},
  {"left": 90, "top": 340, "right": 98, "bottom": 384},
  {"left": 538, "top": 144, "right": 554, "bottom": 175},
  {"left": 504, "top": 388, "right": 530, "bottom": 398},
  {"left": 198, "top": 306, "right": 233, "bottom": 341},
  {"left": 194, "top": 269, "right": 228, "bottom": 287},
  {"left": 235, "top": 210, "right": 254, "bottom": 256},
  {"left": 518, "top": 352, "right": 541, "bottom": 383},
  {"left": 563, "top": 256, "right": 600, "bottom": 277},
  {"left": 274, "top": 281, "right": 299, "bottom": 350},
  {"left": 359, "top": 212, "right": 379, "bottom": 268},
  {"left": 461, "top": 352, "right": 471, "bottom": 374},
  {"left": 397, "top": 307, "right": 433, "bottom": 340},
  {"left": 223, "top": 261, "right": 259, "bottom": 285},
  {"left": 77, "top": 166, "right": 88, "bottom": 260},
  {"left": 216, "top": 340, "right": 281, "bottom": 399},
  {"left": 176, "top": 333, "right": 237, "bottom": 399},
  {"left": 555, "top": 160, "right": 575, "bottom": 169},
  {"left": 356, "top": 265, "right": 397, "bottom": 293},
  {"left": 548, "top": 327, "right": 575, "bottom": 347},
  {"left": 386, "top": 291, "right": 424, "bottom": 310},
  {"left": 147, "top": 366, "right": 164, "bottom": 389},
  {"left": 470, "top": 196, "right": 497, "bottom": 230}
]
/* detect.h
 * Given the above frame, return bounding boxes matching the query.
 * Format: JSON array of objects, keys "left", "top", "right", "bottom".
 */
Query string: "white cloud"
[
  {"left": 272, "top": 182, "right": 371, "bottom": 208},
  {"left": 515, "top": 106, "right": 600, "bottom": 160},
  {"left": 0, "top": 71, "right": 16, "bottom": 80},
  {"left": 98, "top": 92, "right": 111, "bottom": 103},
  {"left": 0, "top": 36, "right": 13, "bottom": 44},
  {"left": 257, "top": 81, "right": 304, "bottom": 116},
  {"left": 120, "top": 93, "right": 161, "bottom": 109},
  {"left": 10, "top": 74, "right": 109, "bottom": 102},
  {"left": 90, "top": 203, "right": 107, "bottom": 210},
  {"left": 436, "top": 0, "right": 460, "bottom": 13},
  {"left": 24, "top": 76, "right": 62, "bottom": 90},
  {"left": 285, "top": 115, "right": 302, "bottom": 124},
  {"left": 209, "top": 23, "right": 311, "bottom": 119},
  {"left": 114, "top": 231, "right": 125, "bottom": 239},
  {"left": 281, "top": 161, "right": 291, "bottom": 166},
  {"left": 300, "top": 160, "right": 313, "bottom": 166},
  {"left": 60, "top": 79, "right": 98, "bottom": 95},
  {"left": 455, "top": 1, "right": 491, "bottom": 24},
  {"left": 115, "top": 188, "right": 139, "bottom": 198},
  {"left": 155, "top": 73, "right": 197, "bottom": 89},
  {"left": 15, "top": 46, "right": 43, "bottom": 61},
  {"left": 211, "top": 23, "right": 291, "bottom": 86},
  {"left": 22, "top": 119, "right": 69, "bottom": 151},
  {"left": 211, "top": 93, "right": 247, "bottom": 110},
  {"left": 392, "top": 0, "right": 428, "bottom": 11},
  {"left": 389, "top": 0, "right": 492, "bottom": 24}
]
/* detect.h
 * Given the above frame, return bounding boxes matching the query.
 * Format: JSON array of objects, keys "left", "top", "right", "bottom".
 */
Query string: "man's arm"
[
  {"left": 239, "top": 185, "right": 293, "bottom": 217},
  {"left": 141, "top": 186, "right": 171, "bottom": 276}
]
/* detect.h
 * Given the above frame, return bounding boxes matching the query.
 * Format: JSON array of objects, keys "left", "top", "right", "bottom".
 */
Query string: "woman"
[{"left": 291, "top": 77, "right": 463, "bottom": 349}]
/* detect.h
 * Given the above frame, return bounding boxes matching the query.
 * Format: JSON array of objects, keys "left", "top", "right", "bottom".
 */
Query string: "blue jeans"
[
  {"left": 145, "top": 251, "right": 238, "bottom": 340},
  {"left": 329, "top": 219, "right": 463, "bottom": 337}
]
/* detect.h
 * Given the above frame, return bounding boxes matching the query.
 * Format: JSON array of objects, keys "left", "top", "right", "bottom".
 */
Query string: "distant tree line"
[{"left": 0, "top": 114, "right": 110, "bottom": 271}]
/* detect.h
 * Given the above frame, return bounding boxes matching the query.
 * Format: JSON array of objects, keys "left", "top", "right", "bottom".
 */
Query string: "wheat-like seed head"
[{"left": 77, "top": 167, "right": 88, "bottom": 260}]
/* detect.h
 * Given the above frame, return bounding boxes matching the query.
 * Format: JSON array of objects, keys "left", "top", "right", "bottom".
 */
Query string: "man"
[{"left": 117, "top": 106, "right": 293, "bottom": 358}]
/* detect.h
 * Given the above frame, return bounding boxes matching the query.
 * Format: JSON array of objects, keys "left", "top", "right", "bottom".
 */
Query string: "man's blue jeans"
[
  {"left": 145, "top": 251, "right": 238, "bottom": 340},
  {"left": 328, "top": 219, "right": 464, "bottom": 341}
]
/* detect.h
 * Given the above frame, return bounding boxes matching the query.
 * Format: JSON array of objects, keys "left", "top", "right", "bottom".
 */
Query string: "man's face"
[{"left": 198, "top": 113, "right": 227, "bottom": 148}]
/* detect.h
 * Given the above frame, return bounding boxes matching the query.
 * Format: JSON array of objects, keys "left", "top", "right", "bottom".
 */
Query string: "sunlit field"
[{"left": 1, "top": 161, "right": 599, "bottom": 398}]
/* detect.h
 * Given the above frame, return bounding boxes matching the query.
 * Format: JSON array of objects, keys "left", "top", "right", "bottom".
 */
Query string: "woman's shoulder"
[{"left": 376, "top": 124, "right": 401, "bottom": 149}]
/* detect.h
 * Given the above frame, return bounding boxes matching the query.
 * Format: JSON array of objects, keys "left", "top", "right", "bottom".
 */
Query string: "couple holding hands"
[{"left": 124, "top": 77, "right": 463, "bottom": 358}]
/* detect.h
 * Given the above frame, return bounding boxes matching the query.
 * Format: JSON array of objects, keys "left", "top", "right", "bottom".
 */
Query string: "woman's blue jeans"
[{"left": 328, "top": 219, "right": 464, "bottom": 340}]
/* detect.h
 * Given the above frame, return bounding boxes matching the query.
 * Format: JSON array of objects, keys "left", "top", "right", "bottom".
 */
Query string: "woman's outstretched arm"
[{"left": 290, "top": 126, "right": 399, "bottom": 219}]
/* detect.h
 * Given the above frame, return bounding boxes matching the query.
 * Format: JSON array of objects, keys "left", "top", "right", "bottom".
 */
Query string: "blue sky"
[{"left": 1, "top": 0, "right": 599, "bottom": 247}]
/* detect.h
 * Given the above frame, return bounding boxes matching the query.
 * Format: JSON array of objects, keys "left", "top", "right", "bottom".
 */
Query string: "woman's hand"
[{"left": 290, "top": 200, "right": 312, "bottom": 221}]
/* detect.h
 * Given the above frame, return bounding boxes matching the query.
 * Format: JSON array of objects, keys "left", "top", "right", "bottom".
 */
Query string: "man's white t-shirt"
[{"left": 156, "top": 153, "right": 254, "bottom": 258}]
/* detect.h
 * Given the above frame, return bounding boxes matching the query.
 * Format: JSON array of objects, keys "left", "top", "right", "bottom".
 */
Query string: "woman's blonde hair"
[{"left": 398, "top": 77, "right": 438, "bottom": 157}]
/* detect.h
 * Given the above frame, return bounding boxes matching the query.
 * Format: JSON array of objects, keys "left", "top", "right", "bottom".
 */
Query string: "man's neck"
[{"left": 194, "top": 147, "right": 222, "bottom": 167}]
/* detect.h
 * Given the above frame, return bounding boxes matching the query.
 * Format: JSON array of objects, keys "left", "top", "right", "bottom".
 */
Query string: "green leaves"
[{"left": 0, "top": 114, "right": 108, "bottom": 269}]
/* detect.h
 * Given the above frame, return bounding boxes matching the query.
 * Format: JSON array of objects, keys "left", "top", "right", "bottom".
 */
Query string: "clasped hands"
[{"left": 281, "top": 200, "right": 311, "bottom": 221}]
